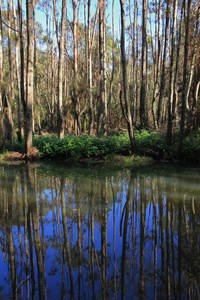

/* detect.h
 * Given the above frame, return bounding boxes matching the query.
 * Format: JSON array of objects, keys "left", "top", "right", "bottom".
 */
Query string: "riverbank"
[{"left": 1, "top": 129, "right": 200, "bottom": 164}]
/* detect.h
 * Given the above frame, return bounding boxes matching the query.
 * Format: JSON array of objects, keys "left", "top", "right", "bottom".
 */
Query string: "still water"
[{"left": 0, "top": 162, "right": 199, "bottom": 300}]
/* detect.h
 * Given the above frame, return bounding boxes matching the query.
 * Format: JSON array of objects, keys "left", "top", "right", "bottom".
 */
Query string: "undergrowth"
[{"left": 1, "top": 129, "right": 200, "bottom": 163}]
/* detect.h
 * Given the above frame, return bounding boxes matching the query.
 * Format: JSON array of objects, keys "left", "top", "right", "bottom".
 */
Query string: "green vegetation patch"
[
  {"left": 33, "top": 134, "right": 130, "bottom": 160},
  {"left": 1, "top": 129, "right": 200, "bottom": 163}
]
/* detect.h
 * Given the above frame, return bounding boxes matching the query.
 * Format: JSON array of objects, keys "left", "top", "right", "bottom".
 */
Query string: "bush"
[
  {"left": 135, "top": 130, "right": 167, "bottom": 154},
  {"left": 2, "top": 129, "right": 199, "bottom": 163},
  {"left": 33, "top": 134, "right": 130, "bottom": 160}
]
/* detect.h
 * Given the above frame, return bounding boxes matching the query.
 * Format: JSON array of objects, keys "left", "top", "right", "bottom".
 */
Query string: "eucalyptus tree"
[
  {"left": 25, "top": 0, "right": 34, "bottom": 156},
  {"left": 178, "top": 0, "right": 192, "bottom": 159},
  {"left": 140, "top": 0, "right": 148, "bottom": 127},
  {"left": 1, "top": 0, "right": 14, "bottom": 143},
  {"left": 0, "top": 0, "right": 3, "bottom": 142},
  {"left": 107, "top": 0, "right": 115, "bottom": 117},
  {"left": 88, "top": 0, "right": 93, "bottom": 134},
  {"left": 167, "top": 0, "right": 178, "bottom": 145},
  {"left": 33, "top": 0, "right": 41, "bottom": 134},
  {"left": 13, "top": 0, "right": 22, "bottom": 142},
  {"left": 88, "top": 0, "right": 99, "bottom": 135},
  {"left": 72, "top": 0, "right": 81, "bottom": 136},
  {"left": 18, "top": 0, "right": 25, "bottom": 111},
  {"left": 151, "top": 0, "right": 162, "bottom": 129},
  {"left": 120, "top": 0, "right": 137, "bottom": 152},
  {"left": 185, "top": 5, "right": 199, "bottom": 113},
  {"left": 58, "top": 0, "right": 66, "bottom": 139},
  {"left": 7, "top": 0, "right": 14, "bottom": 99},
  {"left": 97, "top": 0, "right": 106, "bottom": 134},
  {"left": 157, "top": 0, "right": 171, "bottom": 128},
  {"left": 53, "top": 0, "right": 66, "bottom": 139}
]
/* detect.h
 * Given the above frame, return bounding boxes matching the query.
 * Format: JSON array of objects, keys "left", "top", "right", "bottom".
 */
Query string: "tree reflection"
[{"left": 0, "top": 164, "right": 199, "bottom": 299}]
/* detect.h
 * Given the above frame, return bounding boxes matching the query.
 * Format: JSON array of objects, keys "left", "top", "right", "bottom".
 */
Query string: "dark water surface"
[{"left": 0, "top": 162, "right": 199, "bottom": 299}]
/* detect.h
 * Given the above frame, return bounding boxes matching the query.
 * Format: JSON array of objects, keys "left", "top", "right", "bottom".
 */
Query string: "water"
[{"left": 0, "top": 162, "right": 199, "bottom": 299}]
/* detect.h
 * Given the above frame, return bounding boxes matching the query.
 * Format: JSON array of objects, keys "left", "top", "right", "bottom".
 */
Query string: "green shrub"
[
  {"left": 33, "top": 134, "right": 130, "bottom": 160},
  {"left": 135, "top": 130, "right": 167, "bottom": 153}
]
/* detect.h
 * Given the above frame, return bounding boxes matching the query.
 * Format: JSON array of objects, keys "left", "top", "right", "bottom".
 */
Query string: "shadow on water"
[{"left": 0, "top": 162, "right": 199, "bottom": 299}]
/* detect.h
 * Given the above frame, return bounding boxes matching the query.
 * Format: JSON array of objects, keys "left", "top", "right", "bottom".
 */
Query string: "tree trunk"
[
  {"left": 172, "top": 0, "right": 184, "bottom": 124},
  {"left": 140, "top": 0, "right": 148, "bottom": 127},
  {"left": 120, "top": 0, "right": 137, "bottom": 152},
  {"left": 97, "top": 0, "right": 105, "bottom": 134},
  {"left": 0, "top": 0, "right": 3, "bottom": 143},
  {"left": 135, "top": 0, "right": 139, "bottom": 125},
  {"left": 7, "top": 0, "right": 14, "bottom": 99},
  {"left": 33, "top": 0, "right": 38, "bottom": 134},
  {"left": 152, "top": 0, "right": 162, "bottom": 130},
  {"left": 57, "top": 0, "right": 66, "bottom": 139},
  {"left": 103, "top": 0, "right": 107, "bottom": 134},
  {"left": 167, "top": 0, "right": 178, "bottom": 145},
  {"left": 25, "top": 0, "right": 34, "bottom": 156},
  {"left": 13, "top": 0, "right": 22, "bottom": 142},
  {"left": 18, "top": 0, "right": 25, "bottom": 122},
  {"left": 108, "top": 0, "right": 115, "bottom": 114},
  {"left": 157, "top": 0, "right": 171, "bottom": 128},
  {"left": 88, "top": 0, "right": 93, "bottom": 135},
  {"left": 51, "top": 0, "right": 56, "bottom": 131},
  {"left": 178, "top": 0, "right": 192, "bottom": 159},
  {"left": 88, "top": 1, "right": 99, "bottom": 135},
  {"left": 73, "top": 0, "right": 81, "bottom": 136}
]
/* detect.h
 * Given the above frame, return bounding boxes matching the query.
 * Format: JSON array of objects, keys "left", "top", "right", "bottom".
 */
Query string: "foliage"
[
  {"left": 135, "top": 130, "right": 167, "bottom": 152},
  {"left": 1, "top": 129, "right": 200, "bottom": 163},
  {"left": 33, "top": 134, "right": 130, "bottom": 160},
  {"left": 180, "top": 130, "right": 200, "bottom": 162},
  {"left": 5, "top": 137, "right": 25, "bottom": 152}
]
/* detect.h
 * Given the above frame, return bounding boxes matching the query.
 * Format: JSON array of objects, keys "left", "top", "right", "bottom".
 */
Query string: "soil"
[{"left": 3, "top": 147, "right": 39, "bottom": 163}]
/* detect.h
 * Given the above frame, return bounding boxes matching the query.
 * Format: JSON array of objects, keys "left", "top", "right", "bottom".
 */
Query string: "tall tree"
[
  {"left": 73, "top": 0, "right": 79, "bottom": 135},
  {"left": 152, "top": 0, "right": 162, "bottom": 129},
  {"left": 2, "top": 0, "right": 14, "bottom": 143},
  {"left": 7, "top": 0, "right": 14, "bottom": 99},
  {"left": 167, "top": 0, "right": 178, "bottom": 145},
  {"left": 120, "top": 0, "right": 137, "bottom": 152},
  {"left": 33, "top": 0, "right": 41, "bottom": 134},
  {"left": 97, "top": 0, "right": 106, "bottom": 134},
  {"left": 51, "top": 0, "right": 56, "bottom": 131},
  {"left": 57, "top": 0, "right": 66, "bottom": 139},
  {"left": 140, "top": 0, "right": 148, "bottom": 127},
  {"left": 13, "top": 0, "right": 22, "bottom": 142},
  {"left": 88, "top": 1, "right": 99, "bottom": 135},
  {"left": 18, "top": 0, "right": 25, "bottom": 110},
  {"left": 0, "top": 0, "right": 3, "bottom": 142},
  {"left": 157, "top": 0, "right": 171, "bottom": 128},
  {"left": 25, "top": 0, "right": 34, "bottom": 155},
  {"left": 178, "top": 0, "right": 192, "bottom": 158}
]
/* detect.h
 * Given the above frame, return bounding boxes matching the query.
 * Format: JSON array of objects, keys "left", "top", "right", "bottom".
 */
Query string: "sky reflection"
[{"left": 0, "top": 162, "right": 199, "bottom": 299}]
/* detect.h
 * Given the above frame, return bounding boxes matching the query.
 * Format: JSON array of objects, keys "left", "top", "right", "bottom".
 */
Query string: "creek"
[{"left": 0, "top": 161, "right": 199, "bottom": 299}]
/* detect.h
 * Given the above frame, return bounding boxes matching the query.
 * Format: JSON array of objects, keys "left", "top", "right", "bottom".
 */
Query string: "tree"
[
  {"left": 157, "top": 0, "right": 171, "bottom": 128},
  {"left": 120, "top": 0, "right": 137, "bottom": 152},
  {"left": 57, "top": 0, "right": 66, "bottom": 139},
  {"left": 97, "top": 0, "right": 106, "bottom": 134},
  {"left": 88, "top": 1, "right": 99, "bottom": 135},
  {"left": 72, "top": 0, "right": 81, "bottom": 136},
  {"left": 167, "top": 0, "right": 178, "bottom": 145},
  {"left": 178, "top": 0, "right": 192, "bottom": 159},
  {"left": 13, "top": 0, "right": 22, "bottom": 142},
  {"left": 25, "top": 0, "right": 34, "bottom": 156},
  {"left": 0, "top": 0, "right": 3, "bottom": 143},
  {"left": 140, "top": 0, "right": 148, "bottom": 127}
]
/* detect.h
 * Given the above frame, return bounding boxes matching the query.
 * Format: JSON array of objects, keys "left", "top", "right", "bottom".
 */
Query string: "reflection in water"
[{"left": 0, "top": 163, "right": 199, "bottom": 299}]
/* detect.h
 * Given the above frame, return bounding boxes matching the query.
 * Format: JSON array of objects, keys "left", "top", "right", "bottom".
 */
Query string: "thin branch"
[{"left": 0, "top": 17, "right": 21, "bottom": 34}]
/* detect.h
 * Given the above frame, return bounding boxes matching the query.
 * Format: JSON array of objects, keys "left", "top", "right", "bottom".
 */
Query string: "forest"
[{"left": 0, "top": 0, "right": 199, "bottom": 160}]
